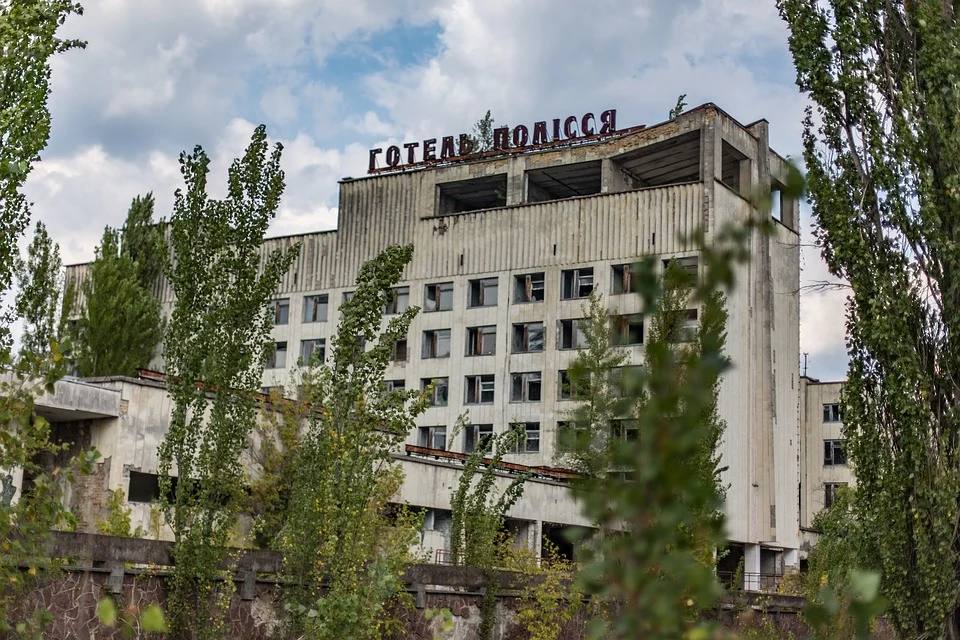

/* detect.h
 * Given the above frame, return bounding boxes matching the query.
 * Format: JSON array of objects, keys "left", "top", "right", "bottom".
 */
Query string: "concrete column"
[
  {"left": 506, "top": 158, "right": 525, "bottom": 206},
  {"left": 744, "top": 544, "right": 761, "bottom": 592},
  {"left": 601, "top": 158, "right": 631, "bottom": 193},
  {"left": 532, "top": 520, "right": 543, "bottom": 559}
]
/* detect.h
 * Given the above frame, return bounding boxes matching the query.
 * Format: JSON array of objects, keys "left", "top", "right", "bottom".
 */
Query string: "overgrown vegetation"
[
  {"left": 158, "top": 125, "right": 299, "bottom": 639},
  {"left": 449, "top": 425, "right": 529, "bottom": 640},
  {"left": 97, "top": 488, "right": 144, "bottom": 538},
  {"left": 510, "top": 541, "right": 584, "bottom": 640},
  {"left": 14, "top": 221, "right": 67, "bottom": 361},
  {"left": 0, "top": 1, "right": 94, "bottom": 635},
  {"left": 779, "top": 1, "right": 960, "bottom": 635},
  {"left": 278, "top": 244, "right": 426, "bottom": 640}
]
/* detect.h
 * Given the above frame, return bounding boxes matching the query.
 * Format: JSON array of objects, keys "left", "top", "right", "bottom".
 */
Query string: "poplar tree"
[
  {"left": 159, "top": 125, "right": 299, "bottom": 639},
  {"left": 120, "top": 192, "right": 165, "bottom": 290},
  {"left": 779, "top": 1, "right": 960, "bottom": 635},
  {"left": 14, "top": 220, "right": 63, "bottom": 359},
  {"left": 74, "top": 226, "right": 161, "bottom": 377}
]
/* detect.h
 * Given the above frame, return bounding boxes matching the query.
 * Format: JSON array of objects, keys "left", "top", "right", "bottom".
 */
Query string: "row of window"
[
  {"left": 268, "top": 258, "right": 700, "bottom": 325},
  {"left": 416, "top": 419, "right": 640, "bottom": 455}
]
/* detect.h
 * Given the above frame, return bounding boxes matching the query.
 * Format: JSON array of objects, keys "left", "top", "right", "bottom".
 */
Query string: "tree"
[
  {"left": 778, "top": 1, "right": 960, "bottom": 635},
  {"left": 158, "top": 124, "right": 299, "bottom": 639},
  {"left": 471, "top": 110, "right": 496, "bottom": 152},
  {"left": 0, "top": 1, "right": 91, "bottom": 635},
  {"left": 74, "top": 226, "right": 162, "bottom": 377},
  {"left": 279, "top": 244, "right": 425, "bottom": 640},
  {"left": 120, "top": 192, "right": 165, "bottom": 291},
  {"left": 14, "top": 220, "right": 63, "bottom": 360},
  {"left": 448, "top": 425, "right": 529, "bottom": 640}
]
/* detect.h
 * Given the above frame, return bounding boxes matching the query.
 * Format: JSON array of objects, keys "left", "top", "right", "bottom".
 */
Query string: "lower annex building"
[{"left": 57, "top": 103, "right": 825, "bottom": 588}]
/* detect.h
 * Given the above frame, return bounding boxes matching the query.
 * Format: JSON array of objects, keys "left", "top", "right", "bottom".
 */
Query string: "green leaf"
[
  {"left": 140, "top": 604, "right": 168, "bottom": 632},
  {"left": 849, "top": 569, "right": 880, "bottom": 603},
  {"left": 96, "top": 597, "right": 117, "bottom": 626}
]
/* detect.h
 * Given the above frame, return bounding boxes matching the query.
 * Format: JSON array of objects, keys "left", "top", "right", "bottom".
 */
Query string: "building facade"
[{"left": 62, "top": 104, "right": 805, "bottom": 581}]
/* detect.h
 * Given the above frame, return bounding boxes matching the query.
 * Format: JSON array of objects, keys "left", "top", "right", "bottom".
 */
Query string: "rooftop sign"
[{"left": 367, "top": 109, "right": 617, "bottom": 174}]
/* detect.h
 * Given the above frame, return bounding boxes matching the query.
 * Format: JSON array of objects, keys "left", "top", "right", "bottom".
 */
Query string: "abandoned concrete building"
[{"left": 54, "top": 103, "right": 838, "bottom": 589}]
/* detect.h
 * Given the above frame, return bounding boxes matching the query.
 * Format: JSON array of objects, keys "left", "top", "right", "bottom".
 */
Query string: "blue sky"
[{"left": 23, "top": 0, "right": 848, "bottom": 380}]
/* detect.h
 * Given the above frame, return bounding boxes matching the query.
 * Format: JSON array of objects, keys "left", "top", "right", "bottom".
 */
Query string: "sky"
[{"left": 22, "top": 0, "right": 849, "bottom": 381}]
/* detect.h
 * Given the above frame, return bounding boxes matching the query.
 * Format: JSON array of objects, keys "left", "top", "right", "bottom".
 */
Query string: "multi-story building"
[
  {"left": 61, "top": 103, "right": 803, "bottom": 581},
  {"left": 799, "top": 376, "right": 854, "bottom": 551}
]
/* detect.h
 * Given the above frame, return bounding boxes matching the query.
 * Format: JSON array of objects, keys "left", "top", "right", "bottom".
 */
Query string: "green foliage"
[
  {"left": 120, "top": 192, "right": 166, "bottom": 290},
  {"left": 778, "top": 1, "right": 960, "bottom": 635},
  {"left": 97, "top": 487, "right": 144, "bottom": 538},
  {"left": 0, "top": 2, "right": 93, "bottom": 636},
  {"left": 96, "top": 597, "right": 169, "bottom": 636},
  {"left": 279, "top": 244, "right": 424, "bottom": 640},
  {"left": 471, "top": 110, "right": 496, "bottom": 152},
  {"left": 75, "top": 225, "right": 163, "bottom": 377},
  {"left": 449, "top": 425, "right": 529, "bottom": 640},
  {"left": 510, "top": 542, "right": 583, "bottom": 640},
  {"left": 14, "top": 221, "right": 63, "bottom": 360},
  {"left": 158, "top": 124, "right": 300, "bottom": 639},
  {"left": 570, "top": 223, "right": 752, "bottom": 640},
  {"left": 669, "top": 94, "right": 688, "bottom": 120}
]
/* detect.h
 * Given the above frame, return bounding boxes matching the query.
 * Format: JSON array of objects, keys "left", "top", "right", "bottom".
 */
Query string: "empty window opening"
[
  {"left": 421, "top": 377, "right": 449, "bottom": 407},
  {"left": 468, "top": 277, "right": 498, "bottom": 307},
  {"left": 392, "top": 338, "right": 408, "bottom": 362},
  {"left": 611, "top": 131, "right": 701, "bottom": 188},
  {"left": 610, "top": 419, "right": 639, "bottom": 442},
  {"left": 512, "top": 322, "right": 545, "bottom": 353},
  {"left": 424, "top": 282, "right": 454, "bottom": 312},
  {"left": 824, "top": 439, "right": 847, "bottom": 466},
  {"left": 561, "top": 267, "right": 594, "bottom": 300},
  {"left": 299, "top": 338, "right": 325, "bottom": 365},
  {"left": 511, "top": 422, "right": 541, "bottom": 453},
  {"left": 436, "top": 174, "right": 507, "bottom": 215},
  {"left": 721, "top": 140, "right": 752, "bottom": 196},
  {"left": 510, "top": 372, "right": 542, "bottom": 403},
  {"left": 663, "top": 255, "right": 699, "bottom": 278},
  {"left": 422, "top": 329, "right": 451, "bottom": 359},
  {"left": 611, "top": 264, "right": 639, "bottom": 295},
  {"left": 342, "top": 291, "right": 355, "bottom": 302},
  {"left": 384, "top": 379, "right": 406, "bottom": 393},
  {"left": 464, "top": 424, "right": 494, "bottom": 453},
  {"left": 514, "top": 272, "right": 545, "bottom": 303},
  {"left": 556, "top": 421, "right": 587, "bottom": 454},
  {"left": 609, "top": 365, "right": 644, "bottom": 398},
  {"left": 558, "top": 370, "right": 587, "bottom": 400},
  {"left": 465, "top": 374, "right": 495, "bottom": 404},
  {"left": 611, "top": 315, "right": 643, "bottom": 346},
  {"left": 823, "top": 403, "right": 842, "bottom": 423},
  {"left": 824, "top": 482, "right": 848, "bottom": 509},
  {"left": 423, "top": 508, "right": 452, "bottom": 533},
  {"left": 270, "top": 298, "right": 289, "bottom": 325},
  {"left": 670, "top": 309, "right": 698, "bottom": 343},
  {"left": 265, "top": 341, "right": 287, "bottom": 369},
  {"left": 303, "top": 294, "right": 328, "bottom": 323},
  {"left": 384, "top": 286, "right": 410, "bottom": 315},
  {"left": 525, "top": 160, "right": 602, "bottom": 203},
  {"left": 466, "top": 325, "right": 496, "bottom": 356},
  {"left": 559, "top": 319, "right": 587, "bottom": 350},
  {"left": 418, "top": 426, "right": 447, "bottom": 450},
  {"left": 128, "top": 471, "right": 176, "bottom": 503}
]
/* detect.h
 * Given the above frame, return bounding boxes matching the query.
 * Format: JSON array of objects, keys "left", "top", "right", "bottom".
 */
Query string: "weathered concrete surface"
[{"left": 33, "top": 376, "right": 122, "bottom": 421}]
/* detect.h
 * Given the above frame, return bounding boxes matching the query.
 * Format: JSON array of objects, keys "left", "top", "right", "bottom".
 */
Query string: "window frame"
[
  {"left": 423, "top": 281, "right": 454, "bottom": 312},
  {"left": 468, "top": 277, "right": 499, "bottom": 308},
  {"left": 421, "top": 377, "right": 449, "bottom": 407},
  {"left": 823, "top": 439, "right": 847, "bottom": 466},
  {"left": 513, "top": 272, "right": 545, "bottom": 303},
  {"left": 561, "top": 267, "right": 594, "bottom": 300},
  {"left": 512, "top": 321, "right": 545, "bottom": 353},
  {"left": 464, "top": 374, "right": 495, "bottom": 405},
  {"left": 510, "top": 371, "right": 542, "bottom": 403},
  {"left": 421, "top": 328, "right": 452, "bottom": 359},
  {"left": 464, "top": 424, "right": 494, "bottom": 453},
  {"left": 558, "top": 318, "right": 587, "bottom": 350},
  {"left": 823, "top": 403, "right": 842, "bottom": 423},
  {"left": 265, "top": 341, "right": 288, "bottom": 369},
  {"left": 302, "top": 293, "right": 329, "bottom": 323},
  {"left": 384, "top": 286, "right": 410, "bottom": 315},
  {"left": 299, "top": 338, "right": 325, "bottom": 365},
  {"left": 270, "top": 298, "right": 290, "bottom": 325},
  {"left": 466, "top": 325, "right": 497, "bottom": 356}
]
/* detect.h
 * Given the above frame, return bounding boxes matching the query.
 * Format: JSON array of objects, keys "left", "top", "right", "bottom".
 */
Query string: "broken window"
[
  {"left": 299, "top": 338, "right": 325, "bottom": 365},
  {"left": 669, "top": 309, "right": 698, "bottom": 343},
  {"left": 556, "top": 421, "right": 588, "bottom": 453},
  {"left": 558, "top": 370, "right": 587, "bottom": 400},
  {"left": 824, "top": 482, "right": 848, "bottom": 509},
  {"left": 303, "top": 294, "right": 329, "bottom": 323},
  {"left": 611, "top": 314, "right": 643, "bottom": 346},
  {"left": 421, "top": 377, "right": 449, "bottom": 407},
  {"left": 514, "top": 272, "right": 545, "bottom": 303},
  {"left": 611, "top": 264, "right": 639, "bottom": 295},
  {"left": 464, "top": 374, "right": 495, "bottom": 404},
  {"left": 510, "top": 422, "right": 541, "bottom": 453},
  {"left": 468, "top": 277, "right": 498, "bottom": 307},
  {"left": 525, "top": 160, "right": 602, "bottom": 203},
  {"left": 466, "top": 325, "right": 496, "bottom": 356},
  {"left": 561, "top": 267, "right": 594, "bottom": 300},
  {"left": 422, "top": 329, "right": 451, "bottom": 359},
  {"left": 558, "top": 318, "right": 587, "bottom": 349},
  {"left": 663, "top": 255, "right": 699, "bottom": 278},
  {"left": 464, "top": 424, "right": 494, "bottom": 453},
  {"left": 270, "top": 298, "right": 289, "bottom": 325},
  {"left": 823, "top": 403, "right": 842, "bottom": 423},
  {"left": 721, "top": 140, "right": 751, "bottom": 196},
  {"left": 128, "top": 471, "right": 176, "bottom": 503},
  {"left": 384, "top": 379, "right": 406, "bottom": 393},
  {"left": 610, "top": 419, "right": 640, "bottom": 442},
  {"left": 436, "top": 174, "right": 507, "bottom": 215},
  {"left": 265, "top": 341, "right": 287, "bottom": 369},
  {"left": 384, "top": 286, "right": 410, "bottom": 315},
  {"left": 823, "top": 439, "right": 847, "bottom": 466},
  {"left": 512, "top": 322, "right": 545, "bottom": 353},
  {"left": 418, "top": 426, "right": 447, "bottom": 450},
  {"left": 510, "top": 372, "right": 542, "bottom": 403},
  {"left": 424, "top": 281, "right": 454, "bottom": 312},
  {"left": 392, "top": 338, "right": 408, "bottom": 362}
]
